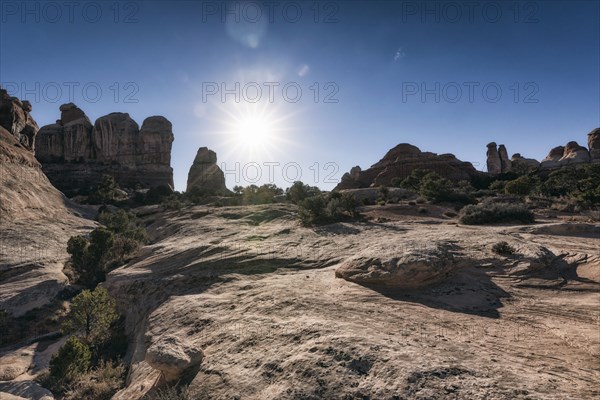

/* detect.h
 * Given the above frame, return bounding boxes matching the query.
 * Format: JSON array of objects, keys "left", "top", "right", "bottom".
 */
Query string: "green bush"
[
  {"left": 399, "top": 169, "right": 432, "bottom": 191},
  {"left": 459, "top": 201, "right": 535, "bottom": 225},
  {"left": 63, "top": 287, "right": 119, "bottom": 345},
  {"left": 88, "top": 175, "right": 119, "bottom": 205},
  {"left": 504, "top": 175, "right": 540, "bottom": 196},
  {"left": 286, "top": 181, "right": 321, "bottom": 204},
  {"left": 418, "top": 172, "right": 474, "bottom": 204},
  {"left": 68, "top": 210, "right": 147, "bottom": 287},
  {"left": 49, "top": 336, "right": 92, "bottom": 383},
  {"left": 298, "top": 192, "right": 359, "bottom": 226}
]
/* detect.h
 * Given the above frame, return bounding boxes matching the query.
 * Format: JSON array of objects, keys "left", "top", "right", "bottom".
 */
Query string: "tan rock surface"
[{"left": 104, "top": 203, "right": 599, "bottom": 400}]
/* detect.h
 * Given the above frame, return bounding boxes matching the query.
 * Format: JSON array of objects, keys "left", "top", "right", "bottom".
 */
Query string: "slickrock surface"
[
  {"left": 0, "top": 121, "right": 95, "bottom": 318},
  {"left": 103, "top": 204, "right": 599, "bottom": 400}
]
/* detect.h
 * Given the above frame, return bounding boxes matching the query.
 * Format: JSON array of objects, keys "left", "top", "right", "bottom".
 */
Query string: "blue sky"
[{"left": 1, "top": 1, "right": 598, "bottom": 191}]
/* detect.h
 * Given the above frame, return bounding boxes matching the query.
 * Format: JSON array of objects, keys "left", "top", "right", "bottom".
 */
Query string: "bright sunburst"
[{"left": 234, "top": 115, "right": 272, "bottom": 146}]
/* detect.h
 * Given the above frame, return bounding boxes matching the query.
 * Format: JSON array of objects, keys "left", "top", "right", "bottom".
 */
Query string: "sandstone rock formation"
[
  {"left": 540, "top": 146, "right": 565, "bottom": 169},
  {"left": 540, "top": 141, "right": 590, "bottom": 169},
  {"left": 510, "top": 153, "right": 540, "bottom": 173},
  {"left": 486, "top": 142, "right": 502, "bottom": 174},
  {"left": 588, "top": 128, "right": 600, "bottom": 162},
  {"left": 0, "top": 88, "right": 39, "bottom": 152},
  {"left": 334, "top": 242, "right": 457, "bottom": 288},
  {"left": 486, "top": 142, "right": 512, "bottom": 174},
  {"left": 498, "top": 145, "right": 511, "bottom": 173},
  {"left": 0, "top": 96, "right": 95, "bottom": 318},
  {"left": 335, "top": 143, "right": 478, "bottom": 190},
  {"left": 186, "top": 147, "right": 228, "bottom": 195},
  {"left": 145, "top": 335, "right": 204, "bottom": 382},
  {"left": 35, "top": 104, "right": 174, "bottom": 195}
]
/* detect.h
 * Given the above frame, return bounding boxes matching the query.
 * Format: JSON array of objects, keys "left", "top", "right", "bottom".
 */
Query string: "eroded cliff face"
[
  {"left": 0, "top": 97, "right": 94, "bottom": 318},
  {"left": 335, "top": 143, "right": 479, "bottom": 190},
  {"left": 35, "top": 104, "right": 174, "bottom": 195},
  {"left": 0, "top": 89, "right": 39, "bottom": 152}
]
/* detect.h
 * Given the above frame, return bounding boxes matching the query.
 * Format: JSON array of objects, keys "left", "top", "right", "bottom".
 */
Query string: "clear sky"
[{"left": 1, "top": 1, "right": 598, "bottom": 191}]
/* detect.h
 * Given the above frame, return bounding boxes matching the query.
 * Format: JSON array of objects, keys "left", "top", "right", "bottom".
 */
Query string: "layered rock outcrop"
[
  {"left": 0, "top": 88, "right": 39, "bottom": 152},
  {"left": 335, "top": 143, "right": 478, "bottom": 190},
  {"left": 541, "top": 142, "right": 590, "bottom": 169},
  {"left": 186, "top": 147, "right": 228, "bottom": 195},
  {"left": 35, "top": 104, "right": 174, "bottom": 195},
  {"left": 0, "top": 96, "right": 95, "bottom": 318}
]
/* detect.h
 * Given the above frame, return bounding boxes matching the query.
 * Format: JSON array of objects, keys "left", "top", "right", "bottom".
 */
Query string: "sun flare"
[{"left": 234, "top": 115, "right": 272, "bottom": 146}]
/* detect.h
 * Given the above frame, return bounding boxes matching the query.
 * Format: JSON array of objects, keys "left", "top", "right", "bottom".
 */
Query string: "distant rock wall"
[
  {"left": 487, "top": 127, "right": 599, "bottom": 175},
  {"left": 35, "top": 103, "right": 174, "bottom": 194},
  {"left": 335, "top": 143, "right": 479, "bottom": 190}
]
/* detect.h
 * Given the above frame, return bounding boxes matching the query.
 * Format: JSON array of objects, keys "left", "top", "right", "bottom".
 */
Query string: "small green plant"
[
  {"left": 49, "top": 336, "right": 92, "bottom": 383},
  {"left": 492, "top": 241, "right": 516, "bottom": 255},
  {"left": 459, "top": 200, "right": 535, "bottom": 225}
]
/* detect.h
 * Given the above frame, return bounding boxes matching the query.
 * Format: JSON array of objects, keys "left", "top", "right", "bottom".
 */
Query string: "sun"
[{"left": 234, "top": 115, "right": 272, "bottom": 146}]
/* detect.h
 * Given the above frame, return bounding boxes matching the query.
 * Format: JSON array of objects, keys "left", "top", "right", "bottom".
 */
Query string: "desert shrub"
[
  {"left": 67, "top": 228, "right": 114, "bottom": 287},
  {"left": 418, "top": 207, "right": 427, "bottom": 214},
  {"left": 61, "top": 361, "right": 126, "bottom": 400},
  {"left": 68, "top": 210, "right": 147, "bottom": 287},
  {"left": 492, "top": 241, "right": 516, "bottom": 255},
  {"left": 98, "top": 209, "right": 147, "bottom": 243},
  {"left": 488, "top": 180, "right": 506, "bottom": 193},
  {"left": 378, "top": 186, "right": 389, "bottom": 202},
  {"left": 63, "top": 287, "right": 119, "bottom": 346},
  {"left": 538, "top": 164, "right": 600, "bottom": 205},
  {"left": 88, "top": 175, "right": 119, "bottom": 205},
  {"left": 49, "top": 336, "right": 92, "bottom": 383},
  {"left": 237, "top": 184, "right": 284, "bottom": 205},
  {"left": 286, "top": 181, "right": 321, "bottom": 204},
  {"left": 298, "top": 196, "right": 328, "bottom": 226},
  {"left": 298, "top": 192, "right": 360, "bottom": 226},
  {"left": 504, "top": 175, "right": 540, "bottom": 196},
  {"left": 419, "top": 172, "right": 474, "bottom": 204},
  {"left": 162, "top": 194, "right": 184, "bottom": 210},
  {"left": 459, "top": 201, "right": 535, "bottom": 225},
  {"left": 399, "top": 169, "right": 432, "bottom": 191}
]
